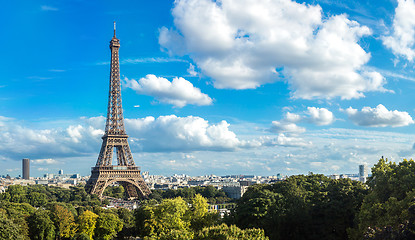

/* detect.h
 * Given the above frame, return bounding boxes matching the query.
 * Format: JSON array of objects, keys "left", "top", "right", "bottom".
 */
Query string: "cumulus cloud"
[
  {"left": 382, "top": 0, "right": 415, "bottom": 61},
  {"left": 32, "top": 159, "right": 58, "bottom": 164},
  {"left": 0, "top": 116, "right": 104, "bottom": 161},
  {"left": 272, "top": 107, "right": 334, "bottom": 129},
  {"left": 305, "top": 107, "right": 334, "bottom": 126},
  {"left": 345, "top": 104, "right": 414, "bottom": 127},
  {"left": 260, "top": 134, "right": 312, "bottom": 147},
  {"left": 160, "top": 0, "right": 388, "bottom": 99},
  {"left": 124, "top": 74, "right": 212, "bottom": 107},
  {"left": 125, "top": 115, "right": 250, "bottom": 151},
  {"left": 268, "top": 107, "right": 333, "bottom": 147},
  {"left": 187, "top": 63, "right": 198, "bottom": 76},
  {"left": 270, "top": 121, "right": 305, "bottom": 134},
  {"left": 284, "top": 112, "right": 301, "bottom": 123}
]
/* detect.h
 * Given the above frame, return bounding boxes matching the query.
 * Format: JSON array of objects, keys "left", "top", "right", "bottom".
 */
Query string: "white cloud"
[
  {"left": 0, "top": 117, "right": 104, "bottom": 160},
  {"left": 187, "top": 63, "right": 198, "bottom": 76},
  {"left": 3, "top": 115, "right": 415, "bottom": 176},
  {"left": 32, "top": 159, "right": 58, "bottom": 164},
  {"left": 124, "top": 74, "right": 212, "bottom": 107},
  {"left": 284, "top": 112, "right": 301, "bottom": 123},
  {"left": 261, "top": 134, "right": 312, "bottom": 147},
  {"left": 272, "top": 107, "right": 334, "bottom": 131},
  {"left": 125, "top": 115, "right": 246, "bottom": 151},
  {"left": 345, "top": 104, "right": 414, "bottom": 127},
  {"left": 270, "top": 121, "right": 305, "bottom": 134},
  {"left": 306, "top": 107, "right": 334, "bottom": 126},
  {"left": 382, "top": 0, "right": 415, "bottom": 61},
  {"left": 160, "top": 0, "right": 387, "bottom": 99},
  {"left": 67, "top": 125, "right": 83, "bottom": 143}
]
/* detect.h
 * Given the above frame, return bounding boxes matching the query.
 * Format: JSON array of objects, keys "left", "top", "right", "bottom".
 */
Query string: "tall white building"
[{"left": 359, "top": 164, "right": 368, "bottom": 183}]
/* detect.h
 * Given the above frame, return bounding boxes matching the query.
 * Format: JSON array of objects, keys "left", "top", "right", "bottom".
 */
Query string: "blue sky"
[{"left": 2, "top": 0, "right": 415, "bottom": 177}]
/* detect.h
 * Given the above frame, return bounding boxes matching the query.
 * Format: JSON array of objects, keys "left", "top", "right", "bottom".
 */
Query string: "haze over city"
[{"left": 2, "top": 0, "right": 415, "bottom": 177}]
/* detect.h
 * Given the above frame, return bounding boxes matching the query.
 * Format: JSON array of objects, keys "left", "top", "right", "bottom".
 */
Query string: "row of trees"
[
  {"left": 2, "top": 158, "right": 415, "bottom": 239},
  {"left": 226, "top": 158, "right": 415, "bottom": 240},
  {"left": 0, "top": 184, "right": 262, "bottom": 239},
  {"left": 227, "top": 174, "right": 368, "bottom": 240},
  {"left": 135, "top": 195, "right": 267, "bottom": 239},
  {"left": 0, "top": 201, "right": 124, "bottom": 240},
  {"left": 1, "top": 184, "right": 101, "bottom": 207},
  {"left": 104, "top": 185, "right": 231, "bottom": 204}
]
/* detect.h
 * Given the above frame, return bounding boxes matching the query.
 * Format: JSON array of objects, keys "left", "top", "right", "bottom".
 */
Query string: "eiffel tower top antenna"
[{"left": 113, "top": 21, "right": 116, "bottom": 37}]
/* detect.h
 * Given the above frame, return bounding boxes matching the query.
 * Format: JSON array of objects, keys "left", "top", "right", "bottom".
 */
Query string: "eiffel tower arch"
[{"left": 85, "top": 23, "right": 151, "bottom": 199}]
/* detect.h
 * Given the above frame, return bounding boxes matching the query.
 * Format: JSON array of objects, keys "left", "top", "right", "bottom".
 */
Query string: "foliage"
[
  {"left": 95, "top": 212, "right": 123, "bottom": 240},
  {"left": 0, "top": 185, "right": 102, "bottom": 208},
  {"left": 354, "top": 158, "right": 415, "bottom": 238},
  {"left": 143, "top": 197, "right": 193, "bottom": 238},
  {"left": 136, "top": 195, "right": 220, "bottom": 239},
  {"left": 189, "top": 194, "right": 218, "bottom": 231},
  {"left": 0, "top": 210, "right": 25, "bottom": 240},
  {"left": 28, "top": 192, "right": 48, "bottom": 207},
  {"left": 362, "top": 200, "right": 415, "bottom": 239},
  {"left": 115, "top": 207, "right": 136, "bottom": 238},
  {"left": 196, "top": 223, "right": 269, "bottom": 240},
  {"left": 0, "top": 201, "right": 34, "bottom": 239},
  {"left": 51, "top": 204, "right": 77, "bottom": 239},
  {"left": 6, "top": 184, "right": 27, "bottom": 203},
  {"left": 150, "top": 186, "right": 231, "bottom": 203},
  {"left": 77, "top": 210, "right": 98, "bottom": 240},
  {"left": 73, "top": 232, "right": 91, "bottom": 240},
  {"left": 231, "top": 174, "right": 368, "bottom": 240},
  {"left": 27, "top": 209, "right": 55, "bottom": 240},
  {"left": 103, "top": 185, "right": 125, "bottom": 199}
]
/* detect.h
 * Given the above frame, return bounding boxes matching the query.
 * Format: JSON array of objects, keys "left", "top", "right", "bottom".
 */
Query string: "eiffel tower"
[{"left": 85, "top": 23, "right": 151, "bottom": 199}]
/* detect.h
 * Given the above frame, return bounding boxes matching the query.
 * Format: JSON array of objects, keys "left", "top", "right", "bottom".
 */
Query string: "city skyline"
[{"left": 2, "top": 0, "right": 415, "bottom": 177}]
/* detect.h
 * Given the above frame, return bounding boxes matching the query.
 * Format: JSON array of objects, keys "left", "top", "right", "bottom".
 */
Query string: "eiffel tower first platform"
[{"left": 85, "top": 23, "right": 151, "bottom": 199}]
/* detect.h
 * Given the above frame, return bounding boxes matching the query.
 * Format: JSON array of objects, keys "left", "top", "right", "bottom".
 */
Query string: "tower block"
[{"left": 85, "top": 23, "right": 151, "bottom": 199}]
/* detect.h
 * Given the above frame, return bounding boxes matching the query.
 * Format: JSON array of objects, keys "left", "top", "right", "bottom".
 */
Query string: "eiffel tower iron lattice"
[{"left": 85, "top": 23, "right": 151, "bottom": 199}]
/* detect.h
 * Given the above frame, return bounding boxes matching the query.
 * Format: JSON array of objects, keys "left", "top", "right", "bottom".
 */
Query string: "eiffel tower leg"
[
  {"left": 91, "top": 180, "right": 107, "bottom": 198},
  {"left": 122, "top": 182, "right": 138, "bottom": 199}
]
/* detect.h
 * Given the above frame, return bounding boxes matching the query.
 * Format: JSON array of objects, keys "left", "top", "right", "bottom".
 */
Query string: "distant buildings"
[
  {"left": 222, "top": 185, "right": 249, "bottom": 199},
  {"left": 1, "top": 161, "right": 373, "bottom": 197},
  {"left": 22, "top": 158, "right": 30, "bottom": 180}
]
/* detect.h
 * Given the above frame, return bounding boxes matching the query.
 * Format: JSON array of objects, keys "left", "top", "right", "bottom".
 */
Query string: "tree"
[
  {"left": 77, "top": 210, "right": 98, "bottom": 240},
  {"left": 94, "top": 212, "right": 123, "bottom": 240},
  {"left": 27, "top": 209, "right": 55, "bottom": 240},
  {"left": 189, "top": 194, "right": 218, "bottom": 231},
  {"left": 73, "top": 232, "right": 90, "bottom": 240},
  {"left": 103, "top": 185, "right": 124, "bottom": 199},
  {"left": 0, "top": 210, "right": 24, "bottom": 240},
  {"left": 7, "top": 185, "right": 27, "bottom": 203},
  {"left": 354, "top": 158, "right": 415, "bottom": 239},
  {"left": 115, "top": 208, "right": 136, "bottom": 238},
  {"left": 137, "top": 197, "right": 194, "bottom": 239},
  {"left": 0, "top": 201, "right": 35, "bottom": 239},
  {"left": 362, "top": 199, "right": 415, "bottom": 239},
  {"left": 28, "top": 192, "right": 47, "bottom": 207},
  {"left": 196, "top": 223, "right": 269, "bottom": 240},
  {"left": 232, "top": 174, "right": 367, "bottom": 240},
  {"left": 51, "top": 204, "right": 77, "bottom": 239}
]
